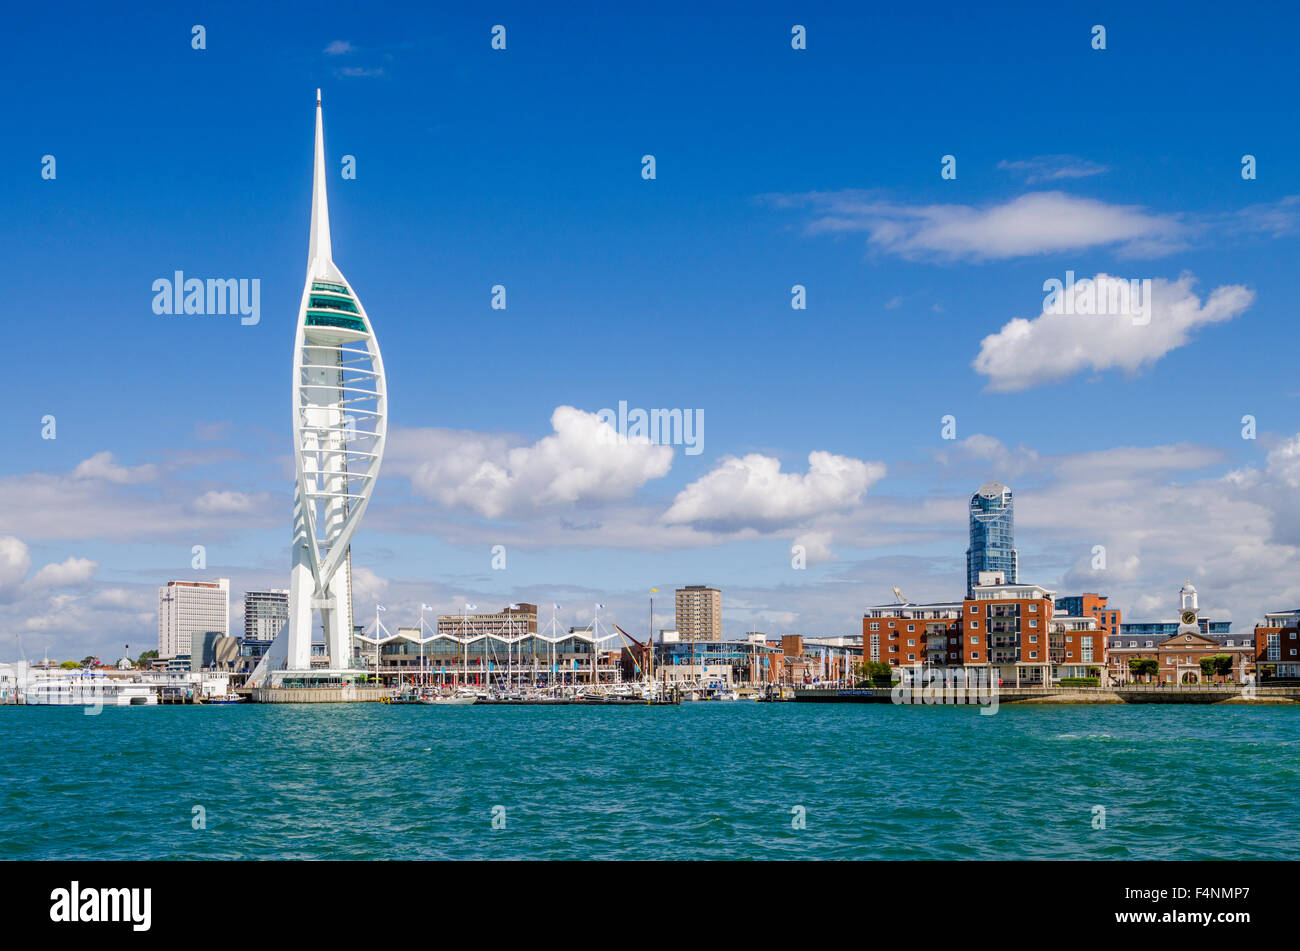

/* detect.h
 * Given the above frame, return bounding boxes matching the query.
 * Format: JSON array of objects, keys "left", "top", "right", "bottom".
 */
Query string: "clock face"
[{"left": 1181, "top": 610, "right": 1197, "bottom": 625}]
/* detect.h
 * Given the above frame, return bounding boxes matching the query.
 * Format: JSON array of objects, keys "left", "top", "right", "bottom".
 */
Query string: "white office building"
[
  {"left": 244, "top": 589, "right": 290, "bottom": 640},
  {"left": 158, "top": 579, "right": 230, "bottom": 659}
]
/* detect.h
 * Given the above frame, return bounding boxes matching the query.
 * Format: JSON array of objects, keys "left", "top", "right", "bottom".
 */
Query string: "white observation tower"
[{"left": 249, "top": 91, "right": 387, "bottom": 687}]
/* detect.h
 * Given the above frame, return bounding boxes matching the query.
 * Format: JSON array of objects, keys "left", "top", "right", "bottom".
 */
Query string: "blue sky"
[{"left": 4, "top": 2, "right": 1300, "bottom": 659}]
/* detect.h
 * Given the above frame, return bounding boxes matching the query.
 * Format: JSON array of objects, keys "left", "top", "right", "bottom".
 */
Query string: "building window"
[
  {"left": 907, "top": 624, "right": 915, "bottom": 632},
  {"left": 907, "top": 639, "right": 915, "bottom": 647},
  {"left": 1028, "top": 634, "right": 1038, "bottom": 643},
  {"left": 869, "top": 622, "right": 879, "bottom": 631},
  {"left": 971, "top": 651, "right": 980, "bottom": 660},
  {"left": 970, "top": 605, "right": 978, "bottom": 613},
  {"left": 888, "top": 622, "right": 895, "bottom": 629},
  {"left": 907, "top": 653, "right": 915, "bottom": 661},
  {"left": 970, "top": 621, "right": 979, "bottom": 630},
  {"left": 1029, "top": 619, "right": 1037, "bottom": 629},
  {"left": 1029, "top": 651, "right": 1038, "bottom": 659},
  {"left": 1028, "top": 604, "right": 1038, "bottom": 612},
  {"left": 969, "top": 635, "right": 979, "bottom": 644},
  {"left": 1065, "top": 635, "right": 1073, "bottom": 642}
]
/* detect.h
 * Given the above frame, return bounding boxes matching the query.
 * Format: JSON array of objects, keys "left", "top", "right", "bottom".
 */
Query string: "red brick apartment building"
[
  {"left": 862, "top": 603, "right": 964, "bottom": 668},
  {"left": 865, "top": 572, "right": 1104, "bottom": 684},
  {"left": 1254, "top": 609, "right": 1300, "bottom": 680}
]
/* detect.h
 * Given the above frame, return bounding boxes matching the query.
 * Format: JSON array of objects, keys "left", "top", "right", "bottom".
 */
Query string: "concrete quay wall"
[
  {"left": 792, "top": 685, "right": 1300, "bottom": 704},
  {"left": 248, "top": 686, "right": 390, "bottom": 703}
]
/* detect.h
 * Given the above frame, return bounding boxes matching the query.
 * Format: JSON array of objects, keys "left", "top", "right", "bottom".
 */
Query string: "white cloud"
[
  {"left": 72, "top": 451, "right": 158, "bottom": 484},
  {"left": 0, "top": 536, "right": 32, "bottom": 600},
  {"left": 29, "top": 557, "right": 97, "bottom": 589},
  {"left": 400, "top": 406, "right": 674, "bottom": 519},
  {"left": 664, "top": 451, "right": 886, "bottom": 532},
  {"left": 973, "top": 273, "right": 1254, "bottom": 392},
  {"left": 997, "top": 155, "right": 1109, "bottom": 184},
  {"left": 194, "top": 490, "right": 261, "bottom": 514},
  {"left": 793, "top": 531, "right": 837, "bottom": 565},
  {"left": 766, "top": 190, "right": 1189, "bottom": 260},
  {"left": 92, "top": 588, "right": 142, "bottom": 609},
  {"left": 323, "top": 40, "right": 354, "bottom": 55}
]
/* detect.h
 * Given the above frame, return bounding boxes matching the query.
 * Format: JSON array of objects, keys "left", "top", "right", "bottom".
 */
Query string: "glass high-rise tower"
[{"left": 966, "top": 482, "right": 1017, "bottom": 595}]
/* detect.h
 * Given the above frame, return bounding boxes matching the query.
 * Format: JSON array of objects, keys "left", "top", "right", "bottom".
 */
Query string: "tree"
[
  {"left": 852, "top": 660, "right": 894, "bottom": 685},
  {"left": 135, "top": 649, "right": 158, "bottom": 669},
  {"left": 80, "top": 655, "right": 99, "bottom": 668},
  {"left": 58, "top": 660, "right": 79, "bottom": 669},
  {"left": 1128, "top": 658, "right": 1159, "bottom": 682},
  {"left": 1211, "top": 654, "right": 1234, "bottom": 680},
  {"left": 1199, "top": 656, "right": 1216, "bottom": 680}
]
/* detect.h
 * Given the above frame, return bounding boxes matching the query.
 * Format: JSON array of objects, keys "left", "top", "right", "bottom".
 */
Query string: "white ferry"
[{"left": 24, "top": 674, "right": 157, "bottom": 706}]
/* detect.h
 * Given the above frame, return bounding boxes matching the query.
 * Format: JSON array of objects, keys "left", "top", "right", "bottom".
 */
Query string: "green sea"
[{"left": 2, "top": 702, "right": 1297, "bottom": 860}]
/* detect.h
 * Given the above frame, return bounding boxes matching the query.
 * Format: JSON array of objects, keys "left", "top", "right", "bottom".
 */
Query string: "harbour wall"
[
  {"left": 247, "top": 686, "right": 390, "bottom": 703},
  {"left": 793, "top": 685, "right": 1300, "bottom": 704}
]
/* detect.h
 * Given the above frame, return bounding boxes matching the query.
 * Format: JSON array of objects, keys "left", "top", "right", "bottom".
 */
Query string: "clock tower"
[{"left": 1177, "top": 580, "right": 1200, "bottom": 635}]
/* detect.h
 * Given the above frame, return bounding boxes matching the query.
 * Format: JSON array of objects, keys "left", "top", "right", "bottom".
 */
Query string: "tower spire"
[{"left": 308, "top": 89, "right": 332, "bottom": 272}]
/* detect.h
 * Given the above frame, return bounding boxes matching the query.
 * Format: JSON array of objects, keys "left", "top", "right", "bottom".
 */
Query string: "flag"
[
  {"left": 376, "top": 604, "right": 387, "bottom": 612},
  {"left": 508, "top": 603, "right": 520, "bottom": 610},
  {"left": 650, "top": 589, "right": 658, "bottom": 593},
  {"left": 553, "top": 603, "right": 560, "bottom": 610},
  {"left": 421, "top": 603, "right": 434, "bottom": 611},
  {"left": 465, "top": 603, "right": 477, "bottom": 611},
  {"left": 596, "top": 603, "right": 605, "bottom": 610}
]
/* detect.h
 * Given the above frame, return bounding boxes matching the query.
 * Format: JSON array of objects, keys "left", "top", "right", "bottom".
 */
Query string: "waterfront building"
[
  {"left": 959, "top": 571, "right": 1056, "bottom": 684},
  {"left": 157, "top": 579, "right": 229, "bottom": 660},
  {"left": 244, "top": 589, "right": 289, "bottom": 640},
  {"left": 863, "top": 600, "right": 964, "bottom": 668},
  {"left": 1048, "top": 615, "right": 1103, "bottom": 679},
  {"left": 966, "top": 482, "right": 1018, "bottom": 596},
  {"left": 1253, "top": 609, "right": 1300, "bottom": 680},
  {"left": 675, "top": 585, "right": 722, "bottom": 642},
  {"left": 654, "top": 637, "right": 783, "bottom": 686},
  {"left": 1107, "top": 582, "right": 1250, "bottom": 683},
  {"left": 777, "top": 635, "right": 861, "bottom": 685},
  {"left": 248, "top": 90, "right": 388, "bottom": 688},
  {"left": 353, "top": 606, "right": 623, "bottom": 686}
]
